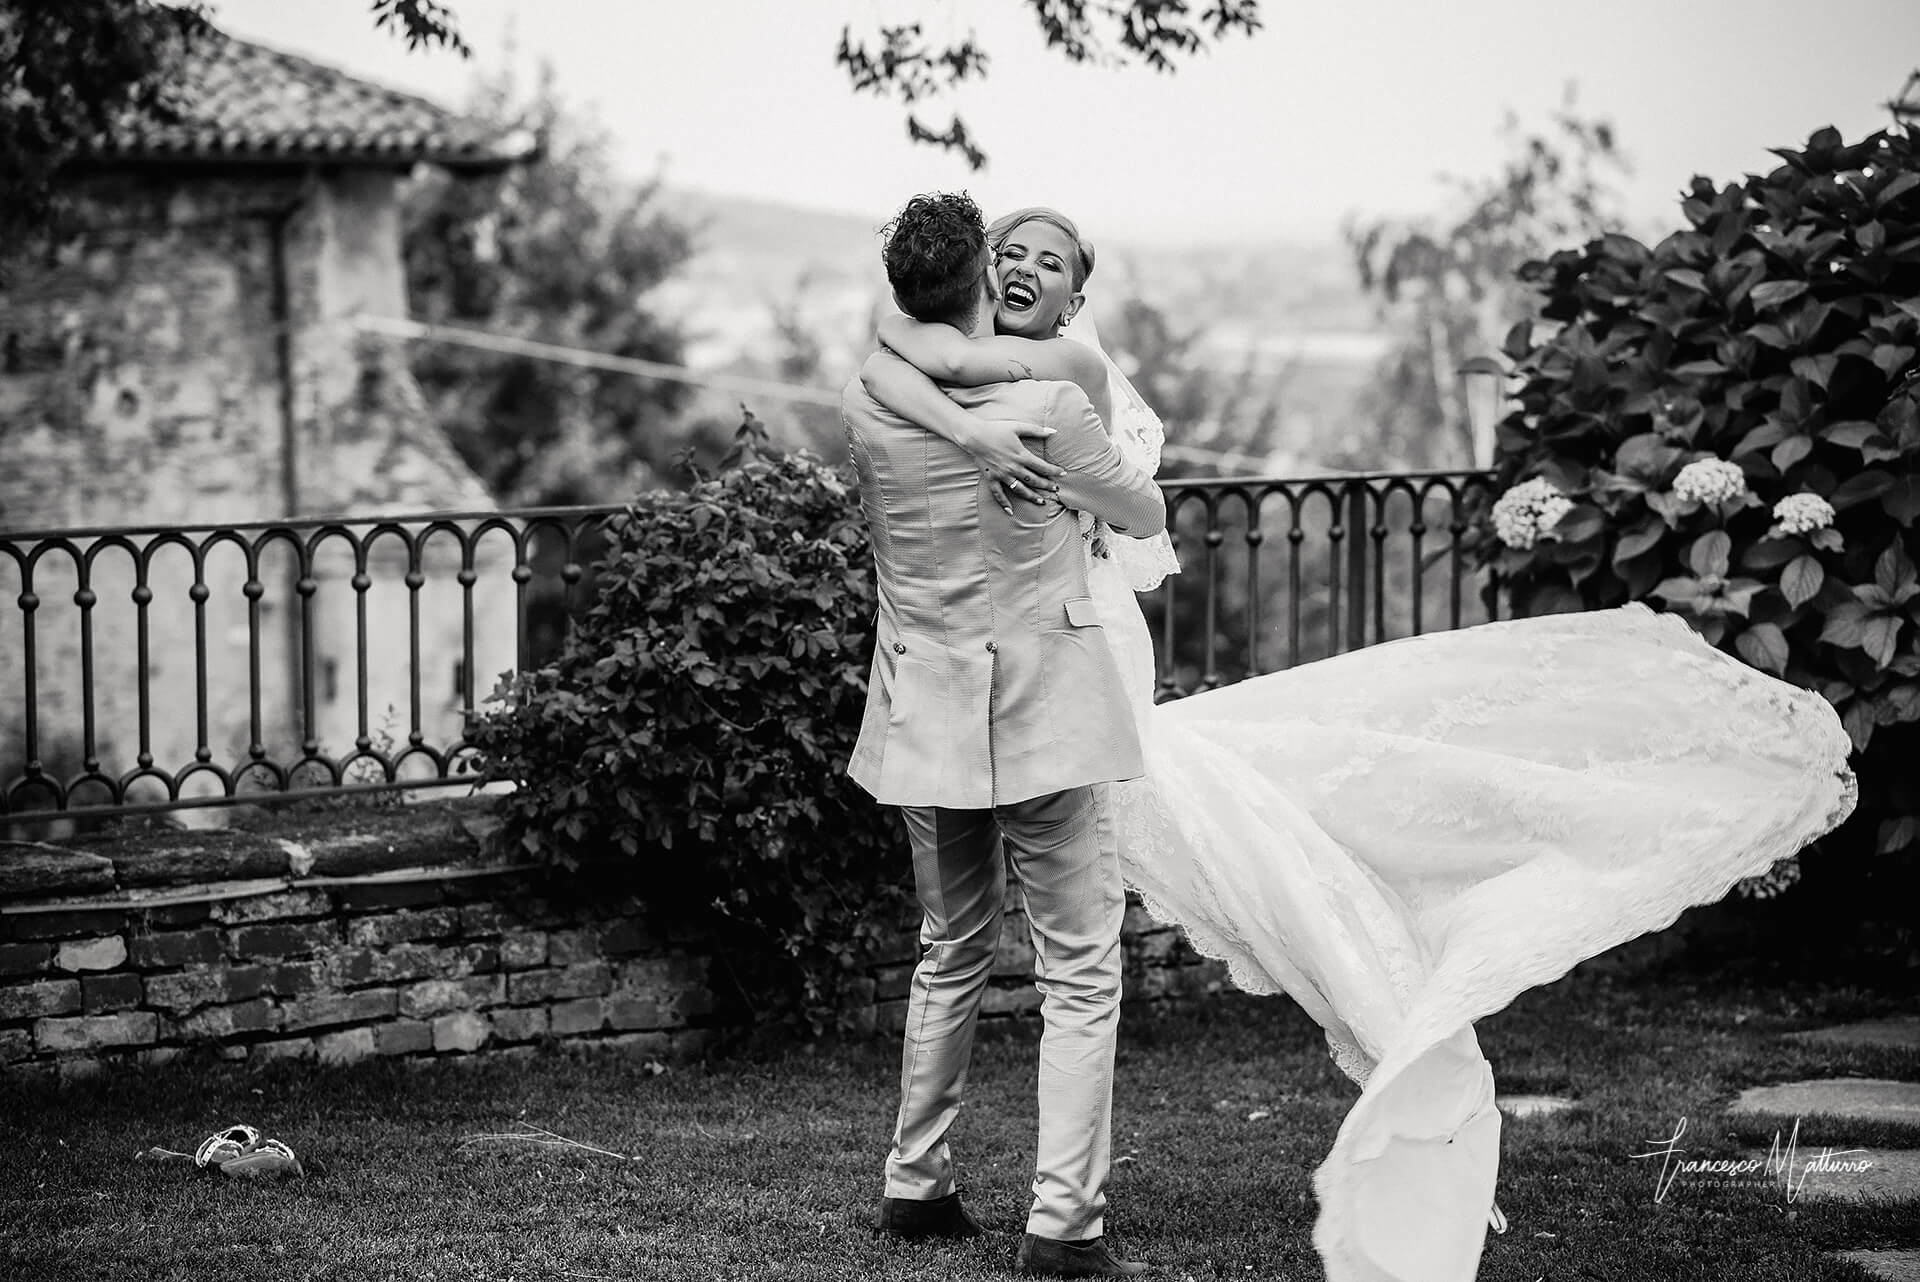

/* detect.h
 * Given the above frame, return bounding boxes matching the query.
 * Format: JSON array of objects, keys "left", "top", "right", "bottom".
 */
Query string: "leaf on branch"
[
  {"left": 1781, "top": 554, "right": 1825, "bottom": 607},
  {"left": 835, "top": 23, "right": 989, "bottom": 102},
  {"left": 1687, "top": 530, "right": 1732, "bottom": 577},
  {"left": 1612, "top": 519, "right": 1666, "bottom": 565},
  {"left": 1875, "top": 540, "right": 1918, "bottom": 600},
  {"left": 1550, "top": 503, "right": 1606, "bottom": 544},
  {"left": 371, "top": 0, "right": 471, "bottom": 56},
  {"left": 1841, "top": 699, "right": 1876, "bottom": 752},
  {"left": 1884, "top": 682, "right": 1920, "bottom": 723},
  {"left": 1616, "top": 433, "right": 1682, "bottom": 481},
  {"left": 839, "top": 3, "right": 1261, "bottom": 166},
  {"left": 1671, "top": 359, "right": 1728, "bottom": 377},
  {"left": 1820, "top": 600, "right": 1873, "bottom": 648},
  {"left": 1749, "top": 279, "right": 1810, "bottom": 311},
  {"left": 1882, "top": 476, "right": 1920, "bottom": 524},
  {"left": 1823, "top": 420, "right": 1886, "bottom": 451},
  {"left": 1652, "top": 575, "right": 1702, "bottom": 605},
  {"left": 1830, "top": 469, "right": 1894, "bottom": 510},
  {"left": 905, "top": 113, "right": 987, "bottom": 171},
  {"left": 1734, "top": 417, "right": 1794, "bottom": 455},
  {"left": 1771, "top": 434, "right": 1813, "bottom": 471},
  {"left": 1880, "top": 172, "right": 1920, "bottom": 206},
  {"left": 1791, "top": 353, "right": 1839, "bottom": 388},
  {"left": 1721, "top": 579, "right": 1765, "bottom": 617},
  {"left": 1735, "top": 622, "right": 1790, "bottom": 675},
  {"left": 1863, "top": 615, "right": 1906, "bottom": 668}
]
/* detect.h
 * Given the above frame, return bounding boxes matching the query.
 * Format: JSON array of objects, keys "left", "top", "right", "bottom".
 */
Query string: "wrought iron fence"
[
  {"left": 1148, "top": 470, "right": 1502, "bottom": 695},
  {"left": 1, "top": 471, "right": 1497, "bottom": 829}
]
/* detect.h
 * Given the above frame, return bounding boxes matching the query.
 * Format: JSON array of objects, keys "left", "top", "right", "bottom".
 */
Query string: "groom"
[{"left": 842, "top": 191, "right": 1165, "bottom": 1279}]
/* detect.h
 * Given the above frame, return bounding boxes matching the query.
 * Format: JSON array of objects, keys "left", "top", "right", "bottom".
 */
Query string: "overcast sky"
[{"left": 209, "top": 0, "right": 1917, "bottom": 247}]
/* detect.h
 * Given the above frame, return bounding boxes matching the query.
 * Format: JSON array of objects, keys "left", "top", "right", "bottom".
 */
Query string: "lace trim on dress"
[{"left": 1072, "top": 318, "right": 1181, "bottom": 592}]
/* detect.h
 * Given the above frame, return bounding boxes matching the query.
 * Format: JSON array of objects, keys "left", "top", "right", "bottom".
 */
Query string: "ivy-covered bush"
[
  {"left": 1473, "top": 121, "right": 1920, "bottom": 907},
  {"left": 466, "top": 422, "right": 909, "bottom": 1032}
]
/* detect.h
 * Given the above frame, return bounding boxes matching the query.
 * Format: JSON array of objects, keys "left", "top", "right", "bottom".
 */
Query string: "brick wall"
[{"left": 0, "top": 802, "right": 1228, "bottom": 1078}]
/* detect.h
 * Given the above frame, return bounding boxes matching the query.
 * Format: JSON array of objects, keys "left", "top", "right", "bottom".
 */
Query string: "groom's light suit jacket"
[{"left": 843, "top": 373, "right": 1167, "bottom": 809}]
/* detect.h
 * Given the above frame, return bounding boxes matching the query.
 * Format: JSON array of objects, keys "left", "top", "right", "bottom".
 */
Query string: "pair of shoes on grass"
[
  {"left": 195, "top": 1124, "right": 303, "bottom": 1178},
  {"left": 137, "top": 1124, "right": 304, "bottom": 1179}
]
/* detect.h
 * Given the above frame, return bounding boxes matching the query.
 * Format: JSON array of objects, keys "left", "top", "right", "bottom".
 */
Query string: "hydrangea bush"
[
  {"left": 1473, "top": 121, "right": 1920, "bottom": 898},
  {"left": 465, "top": 418, "right": 911, "bottom": 1032}
]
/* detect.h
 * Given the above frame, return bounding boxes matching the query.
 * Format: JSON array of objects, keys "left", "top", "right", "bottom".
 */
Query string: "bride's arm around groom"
[{"left": 936, "top": 372, "right": 1164, "bottom": 539}]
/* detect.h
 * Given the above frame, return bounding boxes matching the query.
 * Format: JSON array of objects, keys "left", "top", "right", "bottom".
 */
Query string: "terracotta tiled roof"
[{"left": 94, "top": 29, "right": 534, "bottom": 171}]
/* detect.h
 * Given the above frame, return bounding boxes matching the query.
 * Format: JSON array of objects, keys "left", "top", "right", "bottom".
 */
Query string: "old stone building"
[{"left": 0, "top": 29, "right": 535, "bottom": 816}]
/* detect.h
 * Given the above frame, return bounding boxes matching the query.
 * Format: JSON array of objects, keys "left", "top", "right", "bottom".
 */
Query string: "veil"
[{"left": 1063, "top": 311, "right": 1183, "bottom": 592}]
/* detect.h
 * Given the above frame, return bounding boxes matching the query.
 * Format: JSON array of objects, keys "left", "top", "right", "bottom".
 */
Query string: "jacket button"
[
  {"left": 892, "top": 642, "right": 906, "bottom": 654},
  {"left": 985, "top": 641, "right": 997, "bottom": 653}
]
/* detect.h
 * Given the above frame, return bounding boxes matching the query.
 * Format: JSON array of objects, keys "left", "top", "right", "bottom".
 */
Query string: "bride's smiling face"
[{"left": 994, "top": 220, "right": 1083, "bottom": 338}]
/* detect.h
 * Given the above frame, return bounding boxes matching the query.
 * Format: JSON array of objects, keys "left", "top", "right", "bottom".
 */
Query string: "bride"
[{"left": 859, "top": 205, "right": 1859, "bottom": 1281}]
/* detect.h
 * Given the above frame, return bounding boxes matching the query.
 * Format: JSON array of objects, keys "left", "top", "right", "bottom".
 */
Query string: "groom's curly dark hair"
[{"left": 881, "top": 192, "right": 988, "bottom": 327}]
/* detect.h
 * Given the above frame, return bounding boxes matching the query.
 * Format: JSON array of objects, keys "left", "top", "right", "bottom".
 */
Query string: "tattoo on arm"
[{"left": 1010, "top": 360, "right": 1035, "bottom": 381}]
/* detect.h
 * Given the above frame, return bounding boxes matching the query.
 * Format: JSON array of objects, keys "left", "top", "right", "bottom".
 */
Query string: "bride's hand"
[{"left": 960, "top": 419, "right": 1064, "bottom": 515}]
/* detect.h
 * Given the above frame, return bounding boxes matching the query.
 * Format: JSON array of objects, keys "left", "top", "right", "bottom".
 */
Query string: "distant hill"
[
  {"left": 662, "top": 188, "right": 889, "bottom": 286},
  {"left": 654, "top": 187, "right": 1399, "bottom": 467},
  {"left": 660, "top": 187, "right": 1383, "bottom": 351}
]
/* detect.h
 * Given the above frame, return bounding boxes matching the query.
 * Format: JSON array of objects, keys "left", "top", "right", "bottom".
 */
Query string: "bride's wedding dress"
[{"left": 1073, "top": 328, "right": 1858, "bottom": 1282}]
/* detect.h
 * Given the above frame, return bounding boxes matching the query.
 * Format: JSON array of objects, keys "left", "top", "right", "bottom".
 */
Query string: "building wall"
[
  {"left": 1, "top": 168, "right": 510, "bottom": 814},
  {"left": 0, "top": 173, "right": 296, "bottom": 530}
]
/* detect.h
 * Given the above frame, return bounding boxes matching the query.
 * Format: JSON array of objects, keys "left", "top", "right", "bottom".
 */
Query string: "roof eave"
[{"left": 79, "top": 147, "right": 537, "bottom": 175}]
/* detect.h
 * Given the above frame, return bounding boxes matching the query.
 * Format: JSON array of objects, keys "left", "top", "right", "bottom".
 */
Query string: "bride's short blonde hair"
[{"left": 988, "top": 207, "right": 1095, "bottom": 291}]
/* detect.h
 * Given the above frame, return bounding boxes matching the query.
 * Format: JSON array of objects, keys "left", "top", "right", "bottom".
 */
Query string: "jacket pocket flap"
[{"left": 1063, "top": 597, "right": 1102, "bottom": 628}]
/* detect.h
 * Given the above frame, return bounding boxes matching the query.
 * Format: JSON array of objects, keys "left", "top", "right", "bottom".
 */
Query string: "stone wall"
[
  {"left": 0, "top": 800, "right": 1227, "bottom": 1078},
  {"left": 0, "top": 169, "right": 494, "bottom": 528},
  {"left": 1, "top": 168, "right": 511, "bottom": 807}
]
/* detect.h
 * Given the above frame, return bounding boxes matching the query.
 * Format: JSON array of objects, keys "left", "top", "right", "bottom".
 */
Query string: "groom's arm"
[{"left": 1043, "top": 383, "right": 1166, "bottom": 538}]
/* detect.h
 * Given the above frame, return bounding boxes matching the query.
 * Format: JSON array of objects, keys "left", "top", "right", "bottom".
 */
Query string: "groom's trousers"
[{"left": 885, "top": 785, "right": 1126, "bottom": 1242}]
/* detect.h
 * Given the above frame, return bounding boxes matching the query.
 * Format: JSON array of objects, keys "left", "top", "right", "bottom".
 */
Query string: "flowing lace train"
[{"left": 1090, "top": 556, "right": 1856, "bottom": 1281}]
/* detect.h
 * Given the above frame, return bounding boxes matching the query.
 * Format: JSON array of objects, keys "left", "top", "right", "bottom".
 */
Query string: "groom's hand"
[{"left": 962, "top": 419, "right": 1064, "bottom": 516}]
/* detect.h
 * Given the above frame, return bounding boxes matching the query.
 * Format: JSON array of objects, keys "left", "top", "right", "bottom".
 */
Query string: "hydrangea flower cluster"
[
  {"left": 1491, "top": 477, "right": 1573, "bottom": 550},
  {"left": 1771, "top": 492, "right": 1836, "bottom": 536},
  {"left": 1672, "top": 458, "right": 1749, "bottom": 505}
]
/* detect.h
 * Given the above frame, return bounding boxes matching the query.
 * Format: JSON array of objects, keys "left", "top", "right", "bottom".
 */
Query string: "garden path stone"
[
  {"left": 1495, "top": 1094, "right": 1578, "bottom": 1118},
  {"left": 1788, "top": 1016, "right": 1920, "bottom": 1051},
  {"left": 1729, "top": 1079, "right": 1920, "bottom": 1124},
  {"left": 1831, "top": 1250, "right": 1920, "bottom": 1282},
  {"left": 1736, "top": 1146, "right": 1920, "bottom": 1203}
]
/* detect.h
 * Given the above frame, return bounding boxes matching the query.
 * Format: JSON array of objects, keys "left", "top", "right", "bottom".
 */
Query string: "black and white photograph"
[{"left": 1, "top": 2, "right": 1916, "bottom": 1278}]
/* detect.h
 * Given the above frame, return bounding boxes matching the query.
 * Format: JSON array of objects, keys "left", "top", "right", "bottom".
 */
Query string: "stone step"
[
  {"left": 1729, "top": 1079, "right": 1920, "bottom": 1124},
  {"left": 1788, "top": 1016, "right": 1920, "bottom": 1051},
  {"left": 1831, "top": 1250, "right": 1920, "bottom": 1282}
]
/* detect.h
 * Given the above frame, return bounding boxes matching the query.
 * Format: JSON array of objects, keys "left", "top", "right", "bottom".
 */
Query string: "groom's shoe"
[
  {"left": 875, "top": 1191, "right": 986, "bottom": 1240},
  {"left": 1015, "top": 1233, "right": 1148, "bottom": 1278}
]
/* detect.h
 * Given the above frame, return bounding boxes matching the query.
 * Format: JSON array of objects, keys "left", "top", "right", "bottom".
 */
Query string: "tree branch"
[
  {"left": 369, "top": 0, "right": 471, "bottom": 58},
  {"left": 836, "top": 0, "right": 1261, "bottom": 170}
]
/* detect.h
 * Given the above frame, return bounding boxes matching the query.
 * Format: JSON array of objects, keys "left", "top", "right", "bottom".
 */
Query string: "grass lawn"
[{"left": 2, "top": 966, "right": 1915, "bottom": 1281}]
